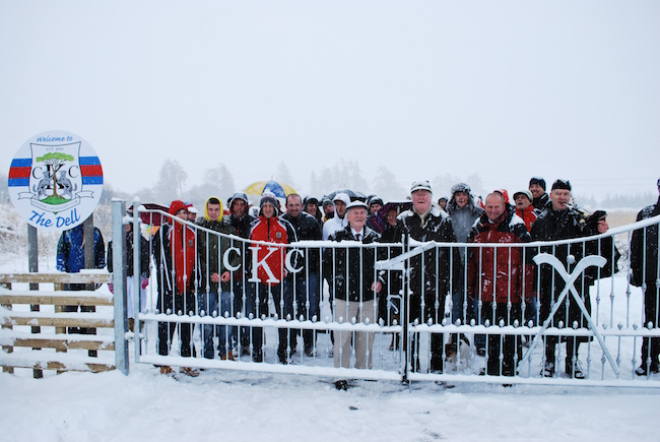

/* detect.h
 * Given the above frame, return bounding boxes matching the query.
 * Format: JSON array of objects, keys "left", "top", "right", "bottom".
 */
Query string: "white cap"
[{"left": 411, "top": 180, "right": 432, "bottom": 194}]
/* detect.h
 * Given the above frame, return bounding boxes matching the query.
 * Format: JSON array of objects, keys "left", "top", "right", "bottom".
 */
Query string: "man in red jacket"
[
  {"left": 246, "top": 191, "right": 298, "bottom": 363},
  {"left": 467, "top": 192, "right": 533, "bottom": 377},
  {"left": 152, "top": 200, "right": 198, "bottom": 377}
]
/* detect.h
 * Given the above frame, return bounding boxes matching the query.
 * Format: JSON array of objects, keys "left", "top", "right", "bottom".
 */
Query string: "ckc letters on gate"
[{"left": 222, "top": 245, "right": 304, "bottom": 284}]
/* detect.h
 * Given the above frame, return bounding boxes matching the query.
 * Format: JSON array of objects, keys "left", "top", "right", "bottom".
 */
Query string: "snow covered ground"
[{"left": 1, "top": 365, "right": 659, "bottom": 442}]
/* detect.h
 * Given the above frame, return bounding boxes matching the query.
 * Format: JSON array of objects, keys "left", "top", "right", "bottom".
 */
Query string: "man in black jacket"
[
  {"left": 630, "top": 179, "right": 660, "bottom": 376},
  {"left": 196, "top": 197, "right": 240, "bottom": 360},
  {"left": 226, "top": 192, "right": 257, "bottom": 353},
  {"left": 397, "top": 180, "right": 459, "bottom": 373},
  {"left": 529, "top": 177, "right": 549, "bottom": 213},
  {"left": 324, "top": 200, "right": 386, "bottom": 369},
  {"left": 531, "top": 180, "right": 609, "bottom": 379},
  {"left": 282, "top": 194, "right": 323, "bottom": 356}
]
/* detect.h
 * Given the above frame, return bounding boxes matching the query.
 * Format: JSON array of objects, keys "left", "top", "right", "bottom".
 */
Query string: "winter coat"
[
  {"left": 515, "top": 205, "right": 537, "bottom": 233},
  {"left": 281, "top": 211, "right": 323, "bottom": 274},
  {"left": 249, "top": 215, "right": 298, "bottom": 285},
  {"left": 153, "top": 220, "right": 196, "bottom": 295},
  {"left": 447, "top": 203, "right": 483, "bottom": 244},
  {"left": 396, "top": 206, "right": 460, "bottom": 321},
  {"left": 196, "top": 197, "right": 240, "bottom": 294},
  {"left": 57, "top": 224, "right": 106, "bottom": 274},
  {"left": 532, "top": 193, "right": 550, "bottom": 213},
  {"left": 630, "top": 196, "right": 660, "bottom": 287},
  {"left": 467, "top": 210, "right": 533, "bottom": 304},
  {"left": 530, "top": 202, "right": 613, "bottom": 332},
  {"left": 322, "top": 215, "right": 348, "bottom": 241},
  {"left": 323, "top": 225, "right": 386, "bottom": 302},
  {"left": 107, "top": 227, "right": 150, "bottom": 279}
]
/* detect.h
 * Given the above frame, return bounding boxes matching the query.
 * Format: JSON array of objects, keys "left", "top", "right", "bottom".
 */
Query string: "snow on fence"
[
  {"left": 0, "top": 272, "right": 115, "bottom": 375},
  {"left": 121, "top": 199, "right": 660, "bottom": 387}
]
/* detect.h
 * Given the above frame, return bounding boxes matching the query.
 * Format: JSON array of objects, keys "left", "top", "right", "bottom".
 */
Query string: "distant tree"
[
  {"left": 153, "top": 158, "right": 187, "bottom": 203},
  {"left": 465, "top": 173, "right": 486, "bottom": 199},
  {"left": 373, "top": 166, "right": 406, "bottom": 201},
  {"left": 309, "top": 171, "right": 321, "bottom": 197},
  {"left": 432, "top": 173, "right": 460, "bottom": 198},
  {"left": 0, "top": 172, "right": 8, "bottom": 203},
  {"left": 276, "top": 162, "right": 296, "bottom": 188}
]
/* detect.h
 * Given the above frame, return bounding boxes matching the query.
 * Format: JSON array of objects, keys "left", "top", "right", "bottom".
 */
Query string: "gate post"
[{"left": 112, "top": 199, "right": 129, "bottom": 375}]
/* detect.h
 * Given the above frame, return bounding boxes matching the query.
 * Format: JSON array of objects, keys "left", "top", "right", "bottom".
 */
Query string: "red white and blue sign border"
[{"left": 8, "top": 130, "right": 104, "bottom": 231}]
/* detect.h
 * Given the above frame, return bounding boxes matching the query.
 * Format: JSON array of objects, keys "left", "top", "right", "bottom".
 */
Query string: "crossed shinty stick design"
[{"left": 518, "top": 253, "right": 620, "bottom": 376}]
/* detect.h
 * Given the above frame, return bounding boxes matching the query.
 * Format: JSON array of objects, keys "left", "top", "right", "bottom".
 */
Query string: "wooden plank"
[
  {"left": 0, "top": 273, "right": 112, "bottom": 285},
  {"left": 2, "top": 316, "right": 114, "bottom": 328},
  {"left": 2, "top": 338, "right": 115, "bottom": 351},
  {"left": 0, "top": 292, "right": 113, "bottom": 306},
  {"left": 0, "top": 360, "right": 114, "bottom": 373}
]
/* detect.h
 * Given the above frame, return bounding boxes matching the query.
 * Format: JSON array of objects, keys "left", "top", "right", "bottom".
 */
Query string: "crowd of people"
[{"left": 56, "top": 176, "right": 660, "bottom": 385}]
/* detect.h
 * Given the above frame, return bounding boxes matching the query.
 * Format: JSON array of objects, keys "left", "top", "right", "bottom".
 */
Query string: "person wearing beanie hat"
[
  {"left": 323, "top": 197, "right": 386, "bottom": 377},
  {"left": 226, "top": 191, "right": 259, "bottom": 354},
  {"left": 321, "top": 198, "right": 335, "bottom": 222},
  {"left": 196, "top": 196, "right": 240, "bottom": 361},
  {"left": 322, "top": 192, "right": 350, "bottom": 240},
  {"left": 152, "top": 200, "right": 198, "bottom": 376},
  {"left": 398, "top": 180, "right": 458, "bottom": 372},
  {"left": 513, "top": 190, "right": 536, "bottom": 233},
  {"left": 368, "top": 196, "right": 384, "bottom": 215},
  {"left": 531, "top": 179, "right": 611, "bottom": 379},
  {"left": 529, "top": 177, "right": 549, "bottom": 211},
  {"left": 630, "top": 178, "right": 660, "bottom": 375},
  {"left": 247, "top": 191, "right": 298, "bottom": 364},
  {"left": 437, "top": 196, "right": 448, "bottom": 212},
  {"left": 303, "top": 196, "right": 323, "bottom": 228}
]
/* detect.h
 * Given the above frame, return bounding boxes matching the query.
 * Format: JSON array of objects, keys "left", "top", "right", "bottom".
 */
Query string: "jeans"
[
  {"left": 294, "top": 272, "right": 320, "bottom": 350},
  {"left": 199, "top": 290, "right": 235, "bottom": 359}
]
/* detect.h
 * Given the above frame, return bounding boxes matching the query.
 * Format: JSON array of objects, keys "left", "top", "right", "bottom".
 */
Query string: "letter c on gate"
[
  {"left": 285, "top": 249, "right": 304, "bottom": 274},
  {"left": 222, "top": 246, "right": 242, "bottom": 272}
]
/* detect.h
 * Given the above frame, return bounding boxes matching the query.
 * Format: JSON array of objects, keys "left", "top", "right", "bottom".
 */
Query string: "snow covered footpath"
[{"left": 1, "top": 365, "right": 658, "bottom": 442}]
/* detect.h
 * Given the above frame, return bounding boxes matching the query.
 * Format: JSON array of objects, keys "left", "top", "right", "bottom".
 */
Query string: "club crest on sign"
[{"left": 8, "top": 131, "right": 104, "bottom": 231}]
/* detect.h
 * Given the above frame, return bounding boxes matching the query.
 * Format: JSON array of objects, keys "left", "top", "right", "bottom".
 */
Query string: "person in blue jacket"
[{"left": 57, "top": 222, "right": 106, "bottom": 334}]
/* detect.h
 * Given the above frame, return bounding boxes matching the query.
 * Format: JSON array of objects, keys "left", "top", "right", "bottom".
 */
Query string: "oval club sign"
[{"left": 8, "top": 130, "right": 104, "bottom": 231}]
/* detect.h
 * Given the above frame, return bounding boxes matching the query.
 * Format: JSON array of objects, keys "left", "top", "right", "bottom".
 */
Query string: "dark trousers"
[
  {"left": 65, "top": 283, "right": 97, "bottom": 335},
  {"left": 409, "top": 289, "right": 445, "bottom": 373},
  {"left": 641, "top": 282, "right": 660, "bottom": 369},
  {"left": 157, "top": 289, "right": 197, "bottom": 358},
  {"left": 246, "top": 280, "right": 294, "bottom": 361},
  {"left": 482, "top": 302, "right": 522, "bottom": 376}
]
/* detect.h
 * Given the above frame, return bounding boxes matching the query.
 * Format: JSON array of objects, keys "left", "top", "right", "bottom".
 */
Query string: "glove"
[
  {"left": 141, "top": 277, "right": 149, "bottom": 290},
  {"left": 108, "top": 283, "right": 114, "bottom": 294}
]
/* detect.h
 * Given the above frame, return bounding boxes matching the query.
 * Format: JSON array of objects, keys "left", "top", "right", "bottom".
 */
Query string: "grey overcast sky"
[{"left": 1, "top": 1, "right": 659, "bottom": 200}]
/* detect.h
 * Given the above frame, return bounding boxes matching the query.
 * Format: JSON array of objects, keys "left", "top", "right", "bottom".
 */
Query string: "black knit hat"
[
  {"left": 529, "top": 177, "right": 546, "bottom": 191},
  {"left": 551, "top": 179, "right": 572, "bottom": 191}
]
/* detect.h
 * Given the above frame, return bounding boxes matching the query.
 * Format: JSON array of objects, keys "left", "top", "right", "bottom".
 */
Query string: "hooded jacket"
[
  {"left": 196, "top": 196, "right": 240, "bottom": 294},
  {"left": 153, "top": 200, "right": 197, "bottom": 295},
  {"left": 467, "top": 210, "right": 533, "bottom": 304}
]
